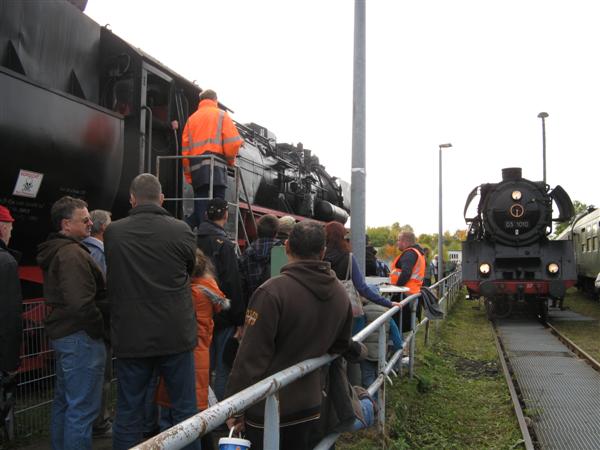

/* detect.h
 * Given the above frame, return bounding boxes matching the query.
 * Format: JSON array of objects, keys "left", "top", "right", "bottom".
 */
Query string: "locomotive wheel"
[{"left": 485, "top": 297, "right": 512, "bottom": 320}]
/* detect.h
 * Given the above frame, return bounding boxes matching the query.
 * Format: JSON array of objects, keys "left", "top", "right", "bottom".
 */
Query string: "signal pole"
[{"left": 350, "top": 0, "right": 366, "bottom": 271}]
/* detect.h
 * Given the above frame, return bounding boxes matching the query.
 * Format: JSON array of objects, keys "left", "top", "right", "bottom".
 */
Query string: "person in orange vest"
[
  {"left": 182, "top": 89, "right": 243, "bottom": 228},
  {"left": 390, "top": 231, "right": 426, "bottom": 295}
]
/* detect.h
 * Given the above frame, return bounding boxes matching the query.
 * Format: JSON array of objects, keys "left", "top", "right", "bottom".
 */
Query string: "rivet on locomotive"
[{"left": 462, "top": 168, "right": 576, "bottom": 320}]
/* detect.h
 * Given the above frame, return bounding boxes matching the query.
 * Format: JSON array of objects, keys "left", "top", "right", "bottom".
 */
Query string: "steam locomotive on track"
[
  {"left": 462, "top": 168, "right": 576, "bottom": 320},
  {"left": 0, "top": 0, "right": 350, "bottom": 275}
]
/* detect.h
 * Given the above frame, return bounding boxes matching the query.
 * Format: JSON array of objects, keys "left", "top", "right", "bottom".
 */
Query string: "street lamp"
[
  {"left": 537, "top": 112, "right": 549, "bottom": 184},
  {"left": 438, "top": 143, "right": 452, "bottom": 282}
]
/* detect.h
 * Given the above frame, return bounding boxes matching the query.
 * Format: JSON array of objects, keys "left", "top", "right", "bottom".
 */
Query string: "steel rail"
[{"left": 546, "top": 322, "right": 600, "bottom": 372}]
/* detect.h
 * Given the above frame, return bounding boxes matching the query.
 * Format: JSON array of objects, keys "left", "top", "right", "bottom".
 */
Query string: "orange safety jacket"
[
  {"left": 182, "top": 99, "right": 243, "bottom": 184},
  {"left": 390, "top": 247, "right": 426, "bottom": 295}
]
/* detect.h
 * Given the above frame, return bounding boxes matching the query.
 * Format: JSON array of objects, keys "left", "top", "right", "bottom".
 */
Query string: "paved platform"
[{"left": 497, "top": 319, "right": 600, "bottom": 449}]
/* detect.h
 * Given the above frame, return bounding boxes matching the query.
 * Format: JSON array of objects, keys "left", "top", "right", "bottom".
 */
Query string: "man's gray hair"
[
  {"left": 90, "top": 210, "right": 112, "bottom": 235},
  {"left": 130, "top": 173, "right": 162, "bottom": 205},
  {"left": 398, "top": 231, "right": 416, "bottom": 245},
  {"left": 199, "top": 89, "right": 217, "bottom": 101}
]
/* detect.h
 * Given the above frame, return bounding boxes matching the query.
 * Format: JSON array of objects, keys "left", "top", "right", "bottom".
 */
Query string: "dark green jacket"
[{"left": 104, "top": 204, "right": 197, "bottom": 358}]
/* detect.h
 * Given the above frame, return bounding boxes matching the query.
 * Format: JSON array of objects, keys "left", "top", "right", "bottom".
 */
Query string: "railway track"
[{"left": 493, "top": 315, "right": 600, "bottom": 450}]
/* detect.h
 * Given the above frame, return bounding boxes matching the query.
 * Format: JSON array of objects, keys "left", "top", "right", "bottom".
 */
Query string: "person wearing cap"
[
  {"left": 104, "top": 174, "right": 199, "bottom": 450},
  {"left": 0, "top": 205, "right": 22, "bottom": 375},
  {"left": 276, "top": 215, "right": 295, "bottom": 241},
  {"left": 182, "top": 89, "right": 243, "bottom": 229},
  {"left": 36, "top": 197, "right": 107, "bottom": 450},
  {"left": 196, "top": 198, "right": 244, "bottom": 401},
  {"left": 226, "top": 221, "right": 353, "bottom": 450}
]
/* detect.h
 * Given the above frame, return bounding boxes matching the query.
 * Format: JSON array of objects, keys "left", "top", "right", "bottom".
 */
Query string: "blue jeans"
[
  {"left": 209, "top": 326, "right": 234, "bottom": 401},
  {"left": 186, "top": 184, "right": 227, "bottom": 229},
  {"left": 50, "top": 331, "right": 106, "bottom": 450},
  {"left": 352, "top": 398, "right": 375, "bottom": 431},
  {"left": 360, "top": 360, "right": 378, "bottom": 391},
  {"left": 112, "top": 351, "right": 200, "bottom": 450}
]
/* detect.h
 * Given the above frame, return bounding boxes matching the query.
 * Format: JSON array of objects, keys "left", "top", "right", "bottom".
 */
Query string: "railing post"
[
  {"left": 409, "top": 298, "right": 418, "bottom": 379},
  {"left": 398, "top": 306, "right": 404, "bottom": 377},
  {"left": 424, "top": 320, "right": 430, "bottom": 346},
  {"left": 377, "top": 323, "right": 386, "bottom": 433},
  {"left": 264, "top": 393, "right": 280, "bottom": 450}
]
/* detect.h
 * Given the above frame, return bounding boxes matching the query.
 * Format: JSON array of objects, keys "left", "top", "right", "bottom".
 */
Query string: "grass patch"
[
  {"left": 552, "top": 288, "right": 600, "bottom": 361},
  {"left": 339, "top": 295, "right": 523, "bottom": 450}
]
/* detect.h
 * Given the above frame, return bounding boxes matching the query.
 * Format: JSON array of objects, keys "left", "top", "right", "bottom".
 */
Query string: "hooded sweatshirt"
[
  {"left": 226, "top": 259, "right": 353, "bottom": 426},
  {"left": 37, "top": 233, "right": 106, "bottom": 340}
]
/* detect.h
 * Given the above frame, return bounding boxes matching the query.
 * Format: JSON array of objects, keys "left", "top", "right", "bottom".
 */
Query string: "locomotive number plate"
[
  {"left": 509, "top": 204, "right": 524, "bottom": 218},
  {"left": 505, "top": 221, "right": 530, "bottom": 228}
]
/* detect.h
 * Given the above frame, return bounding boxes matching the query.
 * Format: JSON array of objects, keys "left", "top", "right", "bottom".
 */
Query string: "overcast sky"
[{"left": 85, "top": 0, "right": 599, "bottom": 235}]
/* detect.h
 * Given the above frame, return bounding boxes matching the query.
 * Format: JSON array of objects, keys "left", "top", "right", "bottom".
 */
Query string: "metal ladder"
[{"left": 155, "top": 154, "right": 257, "bottom": 253}]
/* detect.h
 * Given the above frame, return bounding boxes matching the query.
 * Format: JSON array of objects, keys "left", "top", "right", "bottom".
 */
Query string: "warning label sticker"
[{"left": 13, "top": 170, "right": 44, "bottom": 198}]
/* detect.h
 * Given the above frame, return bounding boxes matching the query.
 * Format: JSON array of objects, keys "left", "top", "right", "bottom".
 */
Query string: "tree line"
[{"left": 366, "top": 222, "right": 466, "bottom": 263}]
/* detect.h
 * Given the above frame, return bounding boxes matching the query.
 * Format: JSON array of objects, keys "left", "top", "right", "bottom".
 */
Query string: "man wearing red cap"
[{"left": 0, "top": 205, "right": 22, "bottom": 375}]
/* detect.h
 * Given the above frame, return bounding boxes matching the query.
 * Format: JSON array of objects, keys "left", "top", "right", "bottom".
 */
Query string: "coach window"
[
  {"left": 587, "top": 238, "right": 592, "bottom": 252},
  {"left": 594, "top": 236, "right": 598, "bottom": 251}
]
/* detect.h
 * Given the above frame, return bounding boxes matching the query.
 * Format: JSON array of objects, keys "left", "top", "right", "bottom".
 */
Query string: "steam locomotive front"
[{"left": 462, "top": 168, "right": 576, "bottom": 305}]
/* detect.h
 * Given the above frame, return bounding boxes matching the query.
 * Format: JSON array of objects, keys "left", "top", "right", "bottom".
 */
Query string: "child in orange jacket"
[{"left": 156, "top": 249, "right": 230, "bottom": 423}]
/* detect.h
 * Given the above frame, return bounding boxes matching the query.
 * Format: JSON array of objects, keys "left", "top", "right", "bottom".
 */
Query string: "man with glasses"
[{"left": 37, "top": 196, "right": 108, "bottom": 450}]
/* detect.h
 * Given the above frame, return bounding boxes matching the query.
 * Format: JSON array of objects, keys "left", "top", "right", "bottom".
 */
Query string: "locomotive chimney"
[{"left": 502, "top": 167, "right": 522, "bottom": 181}]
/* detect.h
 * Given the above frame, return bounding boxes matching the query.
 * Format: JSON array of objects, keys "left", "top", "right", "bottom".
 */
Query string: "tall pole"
[
  {"left": 350, "top": 0, "right": 366, "bottom": 271},
  {"left": 537, "top": 112, "right": 548, "bottom": 184},
  {"left": 438, "top": 143, "right": 452, "bottom": 281}
]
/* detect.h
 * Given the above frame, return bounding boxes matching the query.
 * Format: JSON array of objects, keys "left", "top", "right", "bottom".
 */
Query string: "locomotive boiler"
[
  {"left": 0, "top": 0, "right": 350, "bottom": 272},
  {"left": 462, "top": 168, "right": 576, "bottom": 320}
]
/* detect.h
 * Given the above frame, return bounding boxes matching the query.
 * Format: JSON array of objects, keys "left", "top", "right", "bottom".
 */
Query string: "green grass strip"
[{"left": 339, "top": 295, "right": 523, "bottom": 450}]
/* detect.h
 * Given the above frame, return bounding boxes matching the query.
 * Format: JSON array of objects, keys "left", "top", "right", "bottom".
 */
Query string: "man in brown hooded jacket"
[{"left": 226, "top": 220, "right": 353, "bottom": 450}]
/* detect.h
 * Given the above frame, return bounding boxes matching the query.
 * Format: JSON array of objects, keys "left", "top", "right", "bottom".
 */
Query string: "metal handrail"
[{"left": 132, "top": 270, "right": 463, "bottom": 450}]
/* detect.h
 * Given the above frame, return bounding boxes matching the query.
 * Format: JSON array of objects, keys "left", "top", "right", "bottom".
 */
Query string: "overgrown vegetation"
[
  {"left": 552, "top": 288, "right": 600, "bottom": 361},
  {"left": 339, "top": 295, "right": 523, "bottom": 449},
  {"left": 367, "top": 223, "right": 466, "bottom": 262}
]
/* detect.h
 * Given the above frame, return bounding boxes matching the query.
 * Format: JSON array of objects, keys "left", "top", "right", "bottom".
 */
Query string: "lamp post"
[
  {"left": 537, "top": 112, "right": 549, "bottom": 184},
  {"left": 438, "top": 143, "right": 452, "bottom": 282}
]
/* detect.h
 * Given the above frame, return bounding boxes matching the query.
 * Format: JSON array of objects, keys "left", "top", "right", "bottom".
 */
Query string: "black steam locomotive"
[
  {"left": 462, "top": 168, "right": 576, "bottom": 320},
  {"left": 0, "top": 0, "right": 350, "bottom": 271}
]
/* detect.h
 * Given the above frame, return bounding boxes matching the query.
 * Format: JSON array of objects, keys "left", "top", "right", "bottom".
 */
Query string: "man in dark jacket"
[
  {"left": 196, "top": 198, "right": 244, "bottom": 401},
  {"left": 37, "top": 197, "right": 107, "bottom": 450},
  {"left": 0, "top": 205, "right": 22, "bottom": 375},
  {"left": 104, "top": 174, "right": 199, "bottom": 450},
  {"left": 226, "top": 221, "right": 353, "bottom": 450}
]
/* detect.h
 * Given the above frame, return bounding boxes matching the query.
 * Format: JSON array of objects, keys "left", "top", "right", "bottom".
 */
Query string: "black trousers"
[{"left": 245, "top": 419, "right": 319, "bottom": 450}]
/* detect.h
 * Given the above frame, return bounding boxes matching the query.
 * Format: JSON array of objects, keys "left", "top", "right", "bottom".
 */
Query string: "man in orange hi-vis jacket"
[{"left": 182, "top": 89, "right": 243, "bottom": 228}]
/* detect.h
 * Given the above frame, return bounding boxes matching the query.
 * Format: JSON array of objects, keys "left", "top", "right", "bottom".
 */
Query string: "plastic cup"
[{"left": 218, "top": 428, "right": 251, "bottom": 450}]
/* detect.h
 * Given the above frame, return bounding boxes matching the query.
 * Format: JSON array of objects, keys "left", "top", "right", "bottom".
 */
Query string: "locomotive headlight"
[
  {"left": 511, "top": 190, "right": 522, "bottom": 201},
  {"left": 547, "top": 262, "right": 560, "bottom": 275},
  {"left": 479, "top": 263, "right": 491, "bottom": 276}
]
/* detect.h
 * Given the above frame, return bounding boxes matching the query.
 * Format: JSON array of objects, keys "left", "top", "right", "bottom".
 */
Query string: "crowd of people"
[
  {"left": 1, "top": 181, "right": 438, "bottom": 449},
  {"left": 0, "top": 89, "right": 441, "bottom": 450}
]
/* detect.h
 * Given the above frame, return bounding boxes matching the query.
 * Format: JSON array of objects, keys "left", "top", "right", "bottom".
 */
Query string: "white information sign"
[{"left": 13, "top": 170, "right": 44, "bottom": 198}]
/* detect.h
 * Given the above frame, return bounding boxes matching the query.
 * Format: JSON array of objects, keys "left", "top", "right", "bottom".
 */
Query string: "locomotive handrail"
[{"left": 132, "top": 270, "right": 464, "bottom": 450}]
